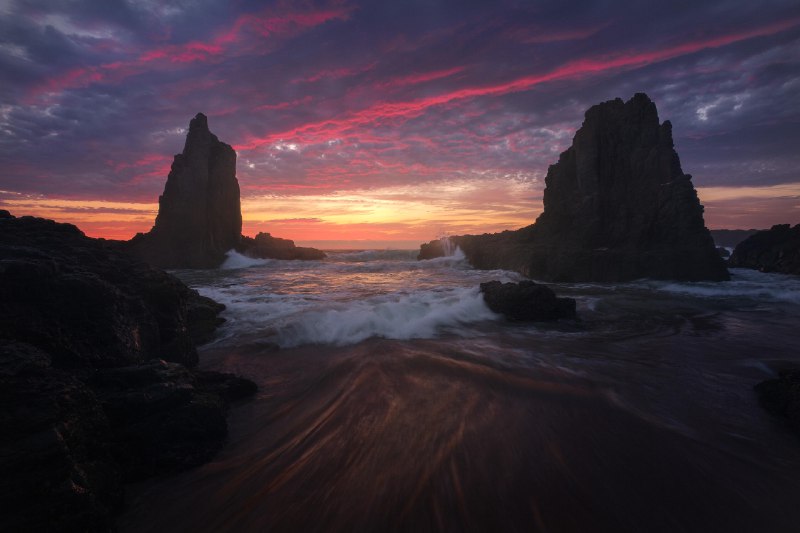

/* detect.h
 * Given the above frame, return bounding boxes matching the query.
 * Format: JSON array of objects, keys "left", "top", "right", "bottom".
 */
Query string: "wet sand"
[{"left": 121, "top": 338, "right": 800, "bottom": 532}]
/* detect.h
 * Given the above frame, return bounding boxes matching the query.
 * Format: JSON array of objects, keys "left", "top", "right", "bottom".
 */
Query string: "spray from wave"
[
  {"left": 275, "top": 286, "right": 497, "bottom": 347},
  {"left": 221, "top": 250, "right": 273, "bottom": 269}
]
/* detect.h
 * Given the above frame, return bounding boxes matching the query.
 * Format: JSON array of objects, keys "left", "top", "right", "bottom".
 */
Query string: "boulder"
[
  {"left": 480, "top": 280, "right": 576, "bottom": 321},
  {"left": 755, "top": 369, "right": 800, "bottom": 435},
  {"left": 728, "top": 224, "right": 800, "bottom": 275},
  {"left": 128, "top": 113, "right": 242, "bottom": 268},
  {"left": 420, "top": 94, "right": 729, "bottom": 282}
]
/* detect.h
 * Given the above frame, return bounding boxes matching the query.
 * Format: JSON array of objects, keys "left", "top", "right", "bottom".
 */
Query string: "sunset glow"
[{"left": 1, "top": 1, "right": 798, "bottom": 245}]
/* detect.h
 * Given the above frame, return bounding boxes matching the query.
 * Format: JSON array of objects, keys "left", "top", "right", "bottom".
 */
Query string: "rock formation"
[
  {"left": 129, "top": 113, "right": 242, "bottom": 268},
  {"left": 127, "top": 113, "right": 325, "bottom": 268},
  {"left": 0, "top": 210, "right": 256, "bottom": 531},
  {"left": 237, "top": 232, "right": 326, "bottom": 260},
  {"left": 419, "top": 94, "right": 729, "bottom": 282},
  {"left": 755, "top": 369, "right": 800, "bottom": 436},
  {"left": 480, "top": 280, "right": 576, "bottom": 321},
  {"left": 728, "top": 224, "right": 800, "bottom": 275}
]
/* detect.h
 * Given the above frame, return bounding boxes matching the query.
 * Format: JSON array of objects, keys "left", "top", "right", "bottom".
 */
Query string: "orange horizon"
[{"left": 2, "top": 181, "right": 798, "bottom": 247}]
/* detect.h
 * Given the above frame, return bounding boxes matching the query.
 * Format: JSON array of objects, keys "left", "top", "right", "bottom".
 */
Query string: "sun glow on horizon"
[{"left": 2, "top": 180, "right": 797, "bottom": 244}]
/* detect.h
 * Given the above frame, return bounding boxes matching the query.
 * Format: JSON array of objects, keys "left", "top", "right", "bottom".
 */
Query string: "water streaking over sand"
[{"left": 122, "top": 253, "right": 800, "bottom": 532}]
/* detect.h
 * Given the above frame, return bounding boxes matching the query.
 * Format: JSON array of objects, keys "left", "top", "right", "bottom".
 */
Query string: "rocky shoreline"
[{"left": 0, "top": 210, "right": 256, "bottom": 532}]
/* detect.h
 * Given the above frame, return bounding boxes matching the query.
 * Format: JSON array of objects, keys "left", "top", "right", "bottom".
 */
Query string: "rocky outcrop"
[
  {"left": 238, "top": 232, "right": 326, "bottom": 260},
  {"left": 728, "top": 224, "right": 800, "bottom": 275},
  {"left": 480, "top": 280, "right": 576, "bottom": 321},
  {"left": 755, "top": 369, "right": 800, "bottom": 436},
  {"left": 0, "top": 211, "right": 256, "bottom": 531},
  {"left": 128, "top": 113, "right": 242, "bottom": 269},
  {"left": 420, "top": 94, "right": 729, "bottom": 282}
]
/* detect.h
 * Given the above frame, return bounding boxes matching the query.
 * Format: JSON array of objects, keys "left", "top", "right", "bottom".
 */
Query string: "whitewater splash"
[
  {"left": 221, "top": 250, "right": 272, "bottom": 269},
  {"left": 276, "top": 286, "right": 497, "bottom": 347},
  {"left": 438, "top": 236, "right": 465, "bottom": 259}
]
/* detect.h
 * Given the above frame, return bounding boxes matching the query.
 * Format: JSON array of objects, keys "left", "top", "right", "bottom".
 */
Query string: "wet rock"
[
  {"left": 0, "top": 341, "right": 121, "bottom": 533},
  {"left": 128, "top": 113, "right": 242, "bottom": 268},
  {"left": 480, "top": 280, "right": 576, "bottom": 321},
  {"left": 0, "top": 212, "right": 256, "bottom": 531},
  {"left": 729, "top": 224, "right": 800, "bottom": 275},
  {"left": 420, "top": 94, "right": 729, "bottom": 282},
  {"left": 0, "top": 213, "right": 216, "bottom": 368},
  {"left": 755, "top": 369, "right": 800, "bottom": 434}
]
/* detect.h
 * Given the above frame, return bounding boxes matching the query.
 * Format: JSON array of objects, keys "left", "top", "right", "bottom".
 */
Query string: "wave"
[
  {"left": 276, "top": 286, "right": 497, "bottom": 347},
  {"left": 199, "top": 284, "right": 500, "bottom": 348},
  {"left": 651, "top": 268, "right": 800, "bottom": 305},
  {"left": 221, "top": 250, "right": 273, "bottom": 270}
]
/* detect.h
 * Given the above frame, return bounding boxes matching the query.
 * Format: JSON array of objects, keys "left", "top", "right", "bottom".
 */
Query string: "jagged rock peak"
[
  {"left": 419, "top": 93, "right": 730, "bottom": 282},
  {"left": 127, "top": 113, "right": 242, "bottom": 269}
]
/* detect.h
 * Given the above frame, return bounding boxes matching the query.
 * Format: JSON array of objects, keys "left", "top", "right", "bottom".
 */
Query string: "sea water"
[{"left": 121, "top": 250, "right": 800, "bottom": 532}]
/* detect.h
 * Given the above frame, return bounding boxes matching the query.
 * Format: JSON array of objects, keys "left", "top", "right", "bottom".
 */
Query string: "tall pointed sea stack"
[
  {"left": 419, "top": 93, "right": 729, "bottom": 281},
  {"left": 129, "top": 113, "right": 241, "bottom": 268}
]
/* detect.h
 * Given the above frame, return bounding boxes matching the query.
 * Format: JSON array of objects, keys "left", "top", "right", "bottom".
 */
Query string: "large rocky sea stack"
[
  {"left": 419, "top": 93, "right": 729, "bottom": 282},
  {"left": 129, "top": 113, "right": 242, "bottom": 268}
]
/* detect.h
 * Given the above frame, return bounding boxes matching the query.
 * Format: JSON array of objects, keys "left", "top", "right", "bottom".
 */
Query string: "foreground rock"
[
  {"left": 480, "top": 280, "right": 576, "bottom": 321},
  {"left": 420, "top": 94, "right": 729, "bottom": 282},
  {"left": 128, "top": 113, "right": 242, "bottom": 269},
  {"left": 238, "top": 232, "right": 326, "bottom": 260},
  {"left": 755, "top": 369, "right": 800, "bottom": 435},
  {"left": 0, "top": 211, "right": 256, "bottom": 531},
  {"left": 728, "top": 224, "right": 800, "bottom": 275}
]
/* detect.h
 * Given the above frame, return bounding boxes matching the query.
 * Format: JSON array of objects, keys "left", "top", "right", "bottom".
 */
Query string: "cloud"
[{"left": 1, "top": 0, "right": 799, "bottom": 238}]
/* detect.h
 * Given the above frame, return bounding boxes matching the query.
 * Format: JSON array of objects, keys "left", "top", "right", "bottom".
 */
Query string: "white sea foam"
[
  {"left": 275, "top": 286, "right": 497, "bottom": 347},
  {"left": 221, "top": 250, "right": 273, "bottom": 269},
  {"left": 199, "top": 283, "right": 499, "bottom": 348},
  {"left": 652, "top": 268, "right": 800, "bottom": 305}
]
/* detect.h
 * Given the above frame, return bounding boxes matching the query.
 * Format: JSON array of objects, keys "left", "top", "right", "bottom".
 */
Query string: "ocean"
[{"left": 121, "top": 249, "right": 800, "bottom": 532}]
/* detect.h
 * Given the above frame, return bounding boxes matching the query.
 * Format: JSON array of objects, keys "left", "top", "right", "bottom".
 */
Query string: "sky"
[{"left": 0, "top": 0, "right": 798, "bottom": 247}]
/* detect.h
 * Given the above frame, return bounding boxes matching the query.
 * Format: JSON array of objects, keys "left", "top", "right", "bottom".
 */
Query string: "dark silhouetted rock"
[
  {"left": 0, "top": 212, "right": 256, "bottom": 531},
  {"left": 755, "top": 369, "right": 800, "bottom": 435},
  {"left": 717, "top": 247, "right": 730, "bottom": 259},
  {"left": 237, "top": 232, "right": 326, "bottom": 260},
  {"left": 128, "top": 113, "right": 242, "bottom": 268},
  {"left": 0, "top": 213, "right": 219, "bottom": 368},
  {"left": 480, "top": 280, "right": 576, "bottom": 321},
  {"left": 420, "top": 94, "right": 729, "bottom": 282},
  {"left": 728, "top": 224, "right": 800, "bottom": 275}
]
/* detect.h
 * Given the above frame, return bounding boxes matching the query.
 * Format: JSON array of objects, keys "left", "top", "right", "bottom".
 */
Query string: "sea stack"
[
  {"left": 419, "top": 94, "right": 729, "bottom": 282},
  {"left": 129, "top": 113, "right": 241, "bottom": 268}
]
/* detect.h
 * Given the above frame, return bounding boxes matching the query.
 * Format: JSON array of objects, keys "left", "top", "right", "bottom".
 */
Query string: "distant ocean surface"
[{"left": 122, "top": 250, "right": 800, "bottom": 532}]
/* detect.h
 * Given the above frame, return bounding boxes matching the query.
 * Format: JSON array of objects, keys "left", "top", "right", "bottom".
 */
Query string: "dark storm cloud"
[{"left": 0, "top": 0, "right": 798, "bottom": 226}]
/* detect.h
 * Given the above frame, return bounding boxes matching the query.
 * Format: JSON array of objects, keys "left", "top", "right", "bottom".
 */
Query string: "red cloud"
[
  {"left": 27, "top": 5, "right": 353, "bottom": 102},
  {"left": 235, "top": 17, "right": 800, "bottom": 151}
]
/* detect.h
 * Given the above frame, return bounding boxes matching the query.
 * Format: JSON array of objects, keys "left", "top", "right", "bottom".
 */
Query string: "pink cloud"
[
  {"left": 27, "top": 5, "right": 353, "bottom": 102},
  {"left": 235, "top": 17, "right": 800, "bottom": 151}
]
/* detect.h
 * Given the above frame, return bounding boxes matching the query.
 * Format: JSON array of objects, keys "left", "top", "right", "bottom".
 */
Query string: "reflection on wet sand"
[{"left": 122, "top": 339, "right": 800, "bottom": 532}]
